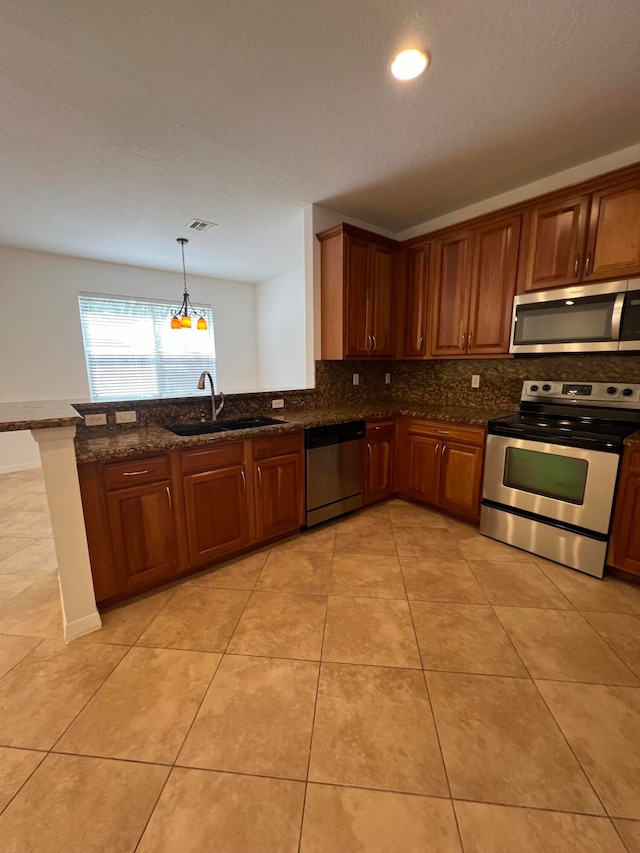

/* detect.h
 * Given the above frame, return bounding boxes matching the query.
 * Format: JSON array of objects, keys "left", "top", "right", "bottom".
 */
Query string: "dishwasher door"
[{"left": 306, "top": 422, "right": 365, "bottom": 527}]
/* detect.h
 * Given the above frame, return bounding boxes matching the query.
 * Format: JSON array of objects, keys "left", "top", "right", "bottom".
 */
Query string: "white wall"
[
  {"left": 255, "top": 267, "right": 307, "bottom": 391},
  {"left": 0, "top": 246, "right": 259, "bottom": 471}
]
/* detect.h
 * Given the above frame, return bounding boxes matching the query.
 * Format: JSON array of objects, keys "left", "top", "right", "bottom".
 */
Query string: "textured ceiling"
[{"left": 1, "top": 0, "right": 639, "bottom": 282}]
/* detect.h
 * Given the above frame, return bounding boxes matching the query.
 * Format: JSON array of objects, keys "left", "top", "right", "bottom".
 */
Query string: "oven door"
[{"left": 483, "top": 434, "right": 620, "bottom": 534}]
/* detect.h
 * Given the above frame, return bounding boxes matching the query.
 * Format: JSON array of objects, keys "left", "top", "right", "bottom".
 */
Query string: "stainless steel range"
[{"left": 480, "top": 381, "right": 640, "bottom": 577}]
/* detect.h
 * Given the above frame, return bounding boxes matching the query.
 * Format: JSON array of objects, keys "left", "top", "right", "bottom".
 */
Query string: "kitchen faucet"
[{"left": 197, "top": 371, "right": 224, "bottom": 421}]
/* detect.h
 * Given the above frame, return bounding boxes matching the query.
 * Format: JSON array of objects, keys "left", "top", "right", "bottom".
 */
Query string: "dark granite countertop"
[{"left": 74, "top": 402, "right": 512, "bottom": 463}]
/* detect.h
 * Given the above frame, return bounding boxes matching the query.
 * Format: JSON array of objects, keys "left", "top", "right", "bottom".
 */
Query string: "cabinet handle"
[
  {"left": 584, "top": 253, "right": 591, "bottom": 275},
  {"left": 367, "top": 335, "right": 372, "bottom": 351},
  {"left": 166, "top": 485, "right": 172, "bottom": 511},
  {"left": 372, "top": 335, "right": 377, "bottom": 350},
  {"left": 432, "top": 429, "right": 451, "bottom": 436},
  {"left": 257, "top": 468, "right": 262, "bottom": 488},
  {"left": 122, "top": 469, "right": 152, "bottom": 476},
  {"left": 467, "top": 331, "right": 472, "bottom": 350},
  {"left": 419, "top": 335, "right": 424, "bottom": 347},
  {"left": 460, "top": 333, "right": 466, "bottom": 350},
  {"left": 574, "top": 255, "right": 581, "bottom": 277},
  {"left": 367, "top": 444, "right": 372, "bottom": 458},
  {"left": 241, "top": 470, "right": 247, "bottom": 492}
]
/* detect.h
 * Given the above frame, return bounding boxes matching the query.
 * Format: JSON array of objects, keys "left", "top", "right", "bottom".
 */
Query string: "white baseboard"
[
  {"left": 0, "top": 461, "right": 42, "bottom": 475},
  {"left": 64, "top": 611, "right": 103, "bottom": 642}
]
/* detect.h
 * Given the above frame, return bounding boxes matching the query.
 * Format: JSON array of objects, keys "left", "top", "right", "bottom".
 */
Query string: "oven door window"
[{"left": 503, "top": 448, "right": 588, "bottom": 505}]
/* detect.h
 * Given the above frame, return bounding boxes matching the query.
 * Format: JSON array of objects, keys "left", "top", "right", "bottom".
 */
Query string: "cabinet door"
[
  {"left": 430, "top": 230, "right": 473, "bottom": 356},
  {"left": 400, "top": 433, "right": 441, "bottom": 503},
  {"left": 584, "top": 179, "right": 640, "bottom": 281},
  {"left": 107, "top": 480, "right": 179, "bottom": 590},
  {"left": 183, "top": 465, "right": 250, "bottom": 565},
  {"left": 369, "top": 244, "right": 395, "bottom": 356},
  {"left": 522, "top": 195, "right": 590, "bottom": 291},
  {"left": 402, "top": 242, "right": 430, "bottom": 357},
  {"left": 439, "top": 442, "right": 484, "bottom": 520},
  {"left": 467, "top": 216, "right": 521, "bottom": 355},
  {"left": 254, "top": 452, "right": 304, "bottom": 541},
  {"left": 344, "top": 236, "right": 371, "bottom": 357},
  {"left": 608, "top": 450, "right": 640, "bottom": 577},
  {"left": 364, "top": 423, "right": 395, "bottom": 505}
]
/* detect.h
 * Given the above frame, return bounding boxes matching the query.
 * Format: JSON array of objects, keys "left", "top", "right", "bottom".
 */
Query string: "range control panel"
[{"left": 521, "top": 381, "right": 640, "bottom": 408}]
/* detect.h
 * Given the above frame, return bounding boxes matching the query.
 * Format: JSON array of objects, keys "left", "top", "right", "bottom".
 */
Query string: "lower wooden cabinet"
[
  {"left": 183, "top": 465, "right": 250, "bottom": 565},
  {"left": 608, "top": 448, "right": 640, "bottom": 577},
  {"left": 397, "top": 418, "right": 485, "bottom": 522},
  {"left": 254, "top": 452, "right": 304, "bottom": 539},
  {"left": 364, "top": 420, "right": 396, "bottom": 505}
]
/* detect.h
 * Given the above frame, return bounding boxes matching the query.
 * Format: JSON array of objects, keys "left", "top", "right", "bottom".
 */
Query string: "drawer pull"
[{"left": 122, "top": 469, "right": 152, "bottom": 476}]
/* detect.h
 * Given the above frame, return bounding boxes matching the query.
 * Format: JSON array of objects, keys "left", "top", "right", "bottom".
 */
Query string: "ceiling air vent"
[{"left": 186, "top": 219, "right": 217, "bottom": 233}]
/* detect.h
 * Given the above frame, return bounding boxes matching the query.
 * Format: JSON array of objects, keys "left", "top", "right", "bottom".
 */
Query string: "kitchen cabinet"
[
  {"left": 397, "top": 418, "right": 485, "bottom": 522},
  {"left": 607, "top": 447, "right": 640, "bottom": 578},
  {"left": 318, "top": 223, "right": 396, "bottom": 359},
  {"left": 252, "top": 434, "right": 305, "bottom": 540},
  {"left": 520, "top": 176, "right": 640, "bottom": 291},
  {"left": 430, "top": 216, "right": 520, "bottom": 357},
  {"left": 400, "top": 242, "right": 430, "bottom": 357},
  {"left": 364, "top": 419, "right": 396, "bottom": 505},
  {"left": 181, "top": 443, "right": 250, "bottom": 565}
]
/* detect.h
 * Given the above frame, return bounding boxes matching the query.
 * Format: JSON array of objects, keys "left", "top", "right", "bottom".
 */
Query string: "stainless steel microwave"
[{"left": 510, "top": 278, "right": 640, "bottom": 355}]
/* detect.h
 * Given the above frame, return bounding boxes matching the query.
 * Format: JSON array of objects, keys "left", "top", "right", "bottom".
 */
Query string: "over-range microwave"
[{"left": 510, "top": 278, "right": 640, "bottom": 355}]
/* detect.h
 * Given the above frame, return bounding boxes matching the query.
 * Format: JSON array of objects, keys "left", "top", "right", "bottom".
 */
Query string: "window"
[{"left": 78, "top": 293, "right": 216, "bottom": 402}]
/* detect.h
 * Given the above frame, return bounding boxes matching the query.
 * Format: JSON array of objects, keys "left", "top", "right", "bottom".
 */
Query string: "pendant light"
[{"left": 170, "top": 238, "right": 207, "bottom": 330}]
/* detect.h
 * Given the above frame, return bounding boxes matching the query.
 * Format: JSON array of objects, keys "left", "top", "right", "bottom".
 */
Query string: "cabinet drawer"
[
  {"left": 103, "top": 455, "right": 171, "bottom": 490},
  {"left": 252, "top": 432, "right": 302, "bottom": 461},
  {"left": 407, "top": 418, "right": 485, "bottom": 446},
  {"left": 181, "top": 442, "right": 244, "bottom": 474},
  {"left": 366, "top": 419, "right": 396, "bottom": 439}
]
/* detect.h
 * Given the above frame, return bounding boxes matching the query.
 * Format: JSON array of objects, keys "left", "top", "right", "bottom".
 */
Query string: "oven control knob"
[
  {"left": 542, "top": 384, "right": 551, "bottom": 392},
  {"left": 623, "top": 388, "right": 634, "bottom": 397},
  {"left": 607, "top": 386, "right": 618, "bottom": 395},
  {"left": 530, "top": 384, "right": 539, "bottom": 392}
]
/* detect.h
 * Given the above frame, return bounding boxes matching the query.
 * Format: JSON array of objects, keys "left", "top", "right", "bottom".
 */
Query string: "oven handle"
[{"left": 611, "top": 293, "right": 625, "bottom": 341}]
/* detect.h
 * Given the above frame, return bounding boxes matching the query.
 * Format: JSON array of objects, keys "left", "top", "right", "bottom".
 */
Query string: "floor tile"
[
  {"left": 55, "top": 646, "right": 220, "bottom": 763},
  {"left": 137, "top": 767, "right": 304, "bottom": 853},
  {"left": 467, "top": 560, "right": 572, "bottom": 608},
  {"left": 0, "top": 574, "right": 36, "bottom": 605},
  {"left": 79, "top": 589, "right": 175, "bottom": 646},
  {"left": 535, "top": 557, "right": 640, "bottom": 613},
  {"left": 400, "top": 557, "right": 487, "bottom": 603},
  {"left": 227, "top": 591, "right": 326, "bottom": 660},
  {"left": 137, "top": 586, "right": 249, "bottom": 652},
  {"left": 426, "top": 672, "right": 602, "bottom": 813},
  {"left": 536, "top": 680, "right": 640, "bottom": 819},
  {"left": 460, "top": 535, "right": 533, "bottom": 562},
  {"left": 0, "top": 511, "right": 52, "bottom": 539},
  {"left": 256, "top": 549, "right": 333, "bottom": 594},
  {"left": 276, "top": 524, "right": 337, "bottom": 553},
  {"left": 309, "top": 663, "right": 448, "bottom": 796},
  {"left": 0, "top": 753, "right": 168, "bottom": 853},
  {"left": 614, "top": 819, "right": 640, "bottom": 852},
  {"left": 178, "top": 655, "right": 318, "bottom": 779},
  {"left": 0, "top": 537, "right": 38, "bottom": 562},
  {"left": 0, "top": 539, "right": 56, "bottom": 576},
  {"left": 393, "top": 526, "right": 464, "bottom": 560},
  {"left": 454, "top": 801, "right": 625, "bottom": 852},
  {"left": 0, "top": 634, "right": 42, "bottom": 679},
  {"left": 330, "top": 553, "right": 406, "bottom": 598},
  {"left": 0, "top": 489, "right": 49, "bottom": 513},
  {"left": 334, "top": 525, "right": 397, "bottom": 556},
  {"left": 387, "top": 500, "right": 449, "bottom": 528},
  {"left": 495, "top": 607, "right": 638, "bottom": 684},
  {"left": 0, "top": 747, "right": 45, "bottom": 812},
  {"left": 0, "top": 578, "right": 63, "bottom": 638},
  {"left": 182, "top": 551, "right": 267, "bottom": 589},
  {"left": 584, "top": 612, "right": 640, "bottom": 676},
  {"left": 411, "top": 602, "right": 527, "bottom": 676},
  {"left": 323, "top": 596, "right": 421, "bottom": 668},
  {"left": 301, "top": 785, "right": 462, "bottom": 852},
  {"left": 0, "top": 639, "right": 126, "bottom": 750}
]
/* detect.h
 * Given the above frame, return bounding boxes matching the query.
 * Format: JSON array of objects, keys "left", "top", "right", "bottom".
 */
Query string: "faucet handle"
[{"left": 215, "top": 391, "right": 225, "bottom": 417}]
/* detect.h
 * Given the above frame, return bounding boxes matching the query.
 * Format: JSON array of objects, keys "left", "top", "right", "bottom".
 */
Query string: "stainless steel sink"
[{"left": 166, "top": 416, "right": 285, "bottom": 436}]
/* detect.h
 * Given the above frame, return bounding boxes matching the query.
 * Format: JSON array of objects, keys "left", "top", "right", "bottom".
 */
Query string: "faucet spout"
[{"left": 197, "top": 371, "right": 224, "bottom": 421}]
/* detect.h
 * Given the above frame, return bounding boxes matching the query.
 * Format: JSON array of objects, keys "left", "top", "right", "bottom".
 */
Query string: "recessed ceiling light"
[{"left": 391, "top": 49, "right": 429, "bottom": 81}]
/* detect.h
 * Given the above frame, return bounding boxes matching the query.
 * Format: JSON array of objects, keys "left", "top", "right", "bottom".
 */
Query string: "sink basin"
[{"left": 166, "top": 416, "right": 285, "bottom": 437}]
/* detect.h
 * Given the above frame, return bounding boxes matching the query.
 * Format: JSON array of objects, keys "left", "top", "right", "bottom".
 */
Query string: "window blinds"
[{"left": 78, "top": 293, "right": 216, "bottom": 402}]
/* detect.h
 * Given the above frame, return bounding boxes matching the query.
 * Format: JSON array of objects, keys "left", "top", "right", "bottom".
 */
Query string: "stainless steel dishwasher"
[{"left": 305, "top": 421, "right": 365, "bottom": 526}]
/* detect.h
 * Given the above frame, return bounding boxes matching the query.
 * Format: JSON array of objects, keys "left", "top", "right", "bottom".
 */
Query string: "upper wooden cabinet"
[
  {"left": 400, "top": 241, "right": 430, "bottom": 358},
  {"left": 430, "top": 216, "right": 520, "bottom": 357},
  {"left": 318, "top": 223, "right": 397, "bottom": 359},
  {"left": 520, "top": 175, "right": 640, "bottom": 291}
]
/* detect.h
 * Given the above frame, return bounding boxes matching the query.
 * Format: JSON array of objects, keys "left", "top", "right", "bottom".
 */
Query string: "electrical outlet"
[
  {"left": 471, "top": 374, "right": 481, "bottom": 389},
  {"left": 84, "top": 413, "right": 107, "bottom": 427},
  {"left": 385, "top": 373, "right": 391, "bottom": 385},
  {"left": 271, "top": 399, "right": 285, "bottom": 409},
  {"left": 352, "top": 373, "right": 359, "bottom": 386},
  {"left": 115, "top": 410, "right": 137, "bottom": 424}
]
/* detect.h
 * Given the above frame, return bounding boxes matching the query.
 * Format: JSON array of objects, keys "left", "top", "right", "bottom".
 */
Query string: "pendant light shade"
[{"left": 170, "top": 238, "right": 207, "bottom": 330}]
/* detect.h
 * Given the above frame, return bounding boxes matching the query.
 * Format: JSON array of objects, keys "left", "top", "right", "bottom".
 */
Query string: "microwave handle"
[{"left": 611, "top": 293, "right": 625, "bottom": 341}]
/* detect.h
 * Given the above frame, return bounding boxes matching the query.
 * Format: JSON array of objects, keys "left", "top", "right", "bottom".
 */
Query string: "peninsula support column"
[{"left": 31, "top": 425, "right": 102, "bottom": 640}]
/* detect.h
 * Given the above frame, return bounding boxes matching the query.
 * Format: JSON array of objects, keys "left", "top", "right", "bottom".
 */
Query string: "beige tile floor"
[{"left": 1, "top": 469, "right": 640, "bottom": 851}]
